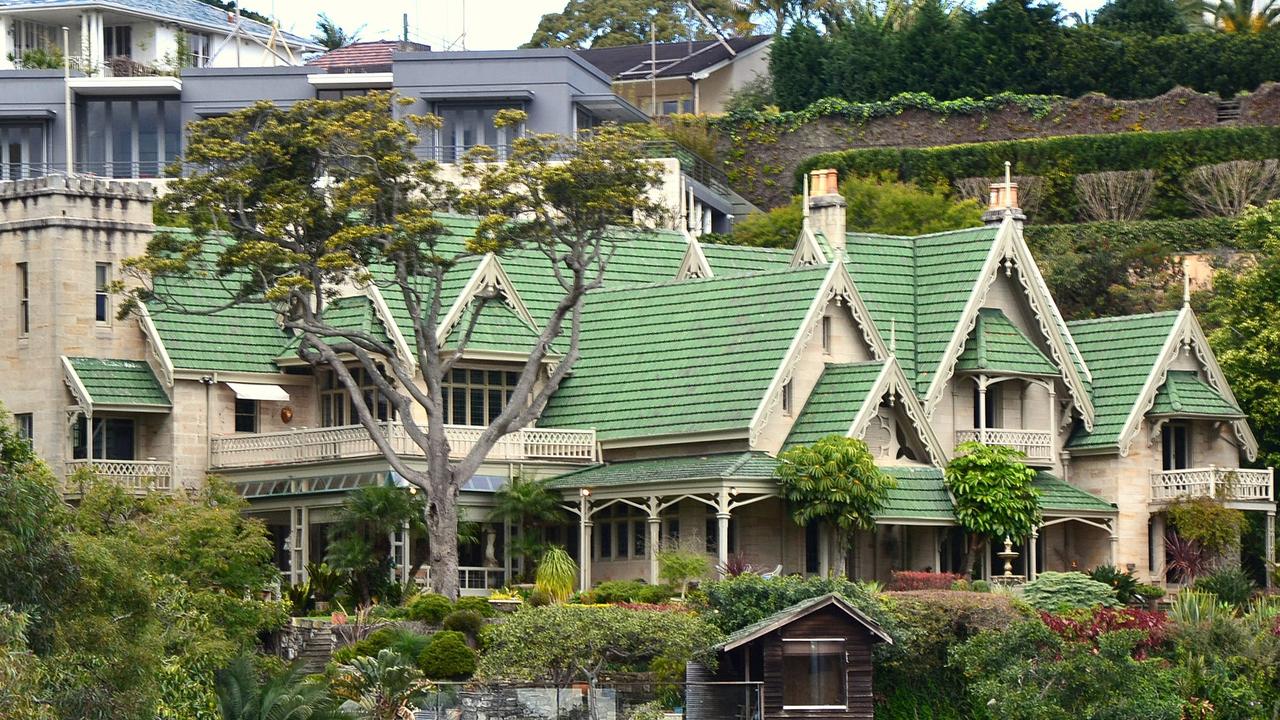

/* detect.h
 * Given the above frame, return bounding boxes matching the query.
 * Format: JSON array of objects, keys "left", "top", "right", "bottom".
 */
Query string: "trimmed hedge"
[
  {"left": 799, "top": 126, "right": 1280, "bottom": 221},
  {"left": 1024, "top": 217, "right": 1243, "bottom": 254}
]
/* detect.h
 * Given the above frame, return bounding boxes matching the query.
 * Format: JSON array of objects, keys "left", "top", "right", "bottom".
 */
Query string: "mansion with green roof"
[{"left": 1, "top": 172, "right": 1274, "bottom": 592}]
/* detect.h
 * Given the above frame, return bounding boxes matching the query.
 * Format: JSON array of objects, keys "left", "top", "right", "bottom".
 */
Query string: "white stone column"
[
  {"left": 1109, "top": 529, "right": 1119, "bottom": 567},
  {"left": 578, "top": 490, "right": 592, "bottom": 590},
  {"left": 0, "top": 17, "right": 12, "bottom": 70},
  {"left": 1150, "top": 513, "right": 1167, "bottom": 582},
  {"left": 1028, "top": 527, "right": 1039, "bottom": 581},
  {"left": 977, "top": 377, "right": 988, "bottom": 440},
  {"left": 1266, "top": 511, "right": 1275, "bottom": 589},
  {"left": 716, "top": 489, "right": 731, "bottom": 576},
  {"left": 647, "top": 498, "right": 661, "bottom": 585}
]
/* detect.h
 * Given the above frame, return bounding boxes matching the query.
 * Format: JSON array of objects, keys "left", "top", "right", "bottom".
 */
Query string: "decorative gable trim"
[
  {"left": 1118, "top": 306, "right": 1258, "bottom": 460},
  {"left": 676, "top": 234, "right": 714, "bottom": 280},
  {"left": 60, "top": 356, "right": 93, "bottom": 413},
  {"left": 848, "top": 358, "right": 949, "bottom": 466},
  {"left": 363, "top": 283, "right": 418, "bottom": 371},
  {"left": 749, "top": 262, "right": 890, "bottom": 447},
  {"left": 789, "top": 225, "right": 829, "bottom": 268},
  {"left": 923, "top": 217, "right": 1096, "bottom": 430},
  {"left": 135, "top": 303, "right": 175, "bottom": 389},
  {"left": 438, "top": 253, "right": 540, "bottom": 346}
]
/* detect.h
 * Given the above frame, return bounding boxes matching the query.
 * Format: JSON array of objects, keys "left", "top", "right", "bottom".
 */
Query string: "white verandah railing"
[
  {"left": 208, "top": 422, "right": 597, "bottom": 470},
  {"left": 64, "top": 459, "right": 173, "bottom": 495},
  {"left": 955, "top": 428, "right": 1055, "bottom": 463},
  {"left": 1150, "top": 466, "right": 1274, "bottom": 503}
]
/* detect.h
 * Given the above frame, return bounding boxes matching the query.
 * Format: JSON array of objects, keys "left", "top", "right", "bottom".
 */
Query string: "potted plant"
[
  {"left": 487, "top": 588, "right": 524, "bottom": 613},
  {"left": 306, "top": 562, "right": 343, "bottom": 612}
]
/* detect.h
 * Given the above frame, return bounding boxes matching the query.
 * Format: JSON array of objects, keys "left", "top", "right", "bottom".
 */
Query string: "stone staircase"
[{"left": 1217, "top": 99, "right": 1242, "bottom": 123}]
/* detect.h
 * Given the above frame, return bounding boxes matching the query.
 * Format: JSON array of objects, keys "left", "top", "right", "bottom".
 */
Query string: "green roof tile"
[
  {"left": 1151, "top": 370, "right": 1243, "bottom": 418},
  {"left": 67, "top": 357, "right": 170, "bottom": 407},
  {"left": 538, "top": 266, "right": 827, "bottom": 441},
  {"left": 700, "top": 243, "right": 794, "bottom": 276},
  {"left": 545, "top": 451, "right": 778, "bottom": 489},
  {"left": 877, "top": 466, "right": 954, "bottom": 521},
  {"left": 277, "top": 295, "right": 392, "bottom": 360},
  {"left": 1033, "top": 471, "right": 1116, "bottom": 514},
  {"left": 784, "top": 362, "right": 885, "bottom": 449},
  {"left": 956, "top": 308, "right": 1057, "bottom": 376},
  {"left": 1066, "top": 311, "right": 1179, "bottom": 450},
  {"left": 445, "top": 302, "right": 545, "bottom": 355}
]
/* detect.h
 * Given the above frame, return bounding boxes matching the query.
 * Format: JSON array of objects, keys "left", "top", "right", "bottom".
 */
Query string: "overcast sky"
[{"left": 263, "top": 0, "right": 1104, "bottom": 51}]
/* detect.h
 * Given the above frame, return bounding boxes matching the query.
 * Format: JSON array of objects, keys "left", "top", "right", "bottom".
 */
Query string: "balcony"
[
  {"left": 208, "top": 422, "right": 598, "bottom": 470},
  {"left": 955, "top": 429, "right": 1055, "bottom": 464},
  {"left": 64, "top": 459, "right": 173, "bottom": 496},
  {"left": 1150, "top": 466, "right": 1274, "bottom": 504}
]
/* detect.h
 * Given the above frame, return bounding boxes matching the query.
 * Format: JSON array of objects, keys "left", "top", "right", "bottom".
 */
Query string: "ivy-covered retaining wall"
[{"left": 699, "top": 84, "right": 1280, "bottom": 210}]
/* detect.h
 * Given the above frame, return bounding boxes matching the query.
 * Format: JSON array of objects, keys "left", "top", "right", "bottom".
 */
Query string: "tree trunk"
[
  {"left": 959, "top": 534, "right": 985, "bottom": 580},
  {"left": 425, "top": 459, "right": 461, "bottom": 599},
  {"left": 830, "top": 526, "right": 848, "bottom": 578}
]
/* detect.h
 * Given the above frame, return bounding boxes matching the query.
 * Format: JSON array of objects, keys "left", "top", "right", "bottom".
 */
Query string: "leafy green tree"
[
  {"left": 327, "top": 485, "right": 427, "bottom": 606},
  {"left": 1202, "top": 201, "right": 1280, "bottom": 468},
  {"left": 214, "top": 656, "right": 346, "bottom": 720},
  {"left": 331, "top": 649, "right": 433, "bottom": 720},
  {"left": 312, "top": 13, "right": 363, "bottom": 50},
  {"left": 842, "top": 172, "right": 984, "bottom": 235},
  {"left": 524, "top": 0, "right": 740, "bottom": 48},
  {"left": 775, "top": 435, "right": 895, "bottom": 577},
  {"left": 656, "top": 543, "right": 711, "bottom": 597},
  {"left": 1095, "top": 0, "right": 1189, "bottom": 34},
  {"left": 0, "top": 605, "right": 54, "bottom": 720},
  {"left": 488, "top": 477, "right": 566, "bottom": 578},
  {"left": 125, "top": 93, "right": 661, "bottom": 598},
  {"left": 944, "top": 441, "right": 1041, "bottom": 577}
]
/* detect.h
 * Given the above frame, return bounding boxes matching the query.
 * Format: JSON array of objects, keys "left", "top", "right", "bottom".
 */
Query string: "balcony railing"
[
  {"left": 459, "top": 566, "right": 507, "bottom": 597},
  {"left": 208, "top": 422, "right": 597, "bottom": 470},
  {"left": 1150, "top": 466, "right": 1274, "bottom": 503},
  {"left": 955, "top": 428, "right": 1055, "bottom": 463},
  {"left": 64, "top": 459, "right": 173, "bottom": 495}
]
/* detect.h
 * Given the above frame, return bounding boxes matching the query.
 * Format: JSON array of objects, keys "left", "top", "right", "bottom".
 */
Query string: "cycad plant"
[
  {"left": 331, "top": 648, "right": 433, "bottom": 720},
  {"left": 215, "top": 655, "right": 347, "bottom": 720},
  {"left": 1201, "top": 0, "right": 1280, "bottom": 31}
]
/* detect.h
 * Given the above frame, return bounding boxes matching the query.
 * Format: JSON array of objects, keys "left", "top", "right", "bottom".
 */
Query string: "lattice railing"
[
  {"left": 209, "top": 423, "right": 597, "bottom": 469},
  {"left": 955, "top": 428, "right": 1055, "bottom": 462},
  {"left": 1150, "top": 466, "right": 1273, "bottom": 503},
  {"left": 65, "top": 459, "right": 173, "bottom": 495}
]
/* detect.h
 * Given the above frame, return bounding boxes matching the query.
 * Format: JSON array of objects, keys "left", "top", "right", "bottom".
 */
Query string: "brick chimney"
[
  {"left": 807, "top": 168, "right": 846, "bottom": 254},
  {"left": 982, "top": 161, "right": 1026, "bottom": 226}
]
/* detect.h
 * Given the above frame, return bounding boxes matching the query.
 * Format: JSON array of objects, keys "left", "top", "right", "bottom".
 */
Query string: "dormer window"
[
  {"left": 1161, "top": 422, "right": 1190, "bottom": 470},
  {"left": 782, "top": 381, "right": 794, "bottom": 416}
]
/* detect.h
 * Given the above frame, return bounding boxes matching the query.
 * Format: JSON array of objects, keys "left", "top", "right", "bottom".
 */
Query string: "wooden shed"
[{"left": 689, "top": 593, "right": 892, "bottom": 720}]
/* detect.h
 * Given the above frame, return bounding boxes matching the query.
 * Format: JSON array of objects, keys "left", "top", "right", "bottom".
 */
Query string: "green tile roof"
[
  {"left": 545, "top": 451, "right": 779, "bottom": 490},
  {"left": 538, "top": 266, "right": 827, "bottom": 440},
  {"left": 1066, "top": 311, "right": 1179, "bottom": 450},
  {"left": 877, "top": 466, "right": 955, "bottom": 521},
  {"left": 784, "top": 362, "right": 885, "bottom": 449},
  {"left": 278, "top": 295, "right": 392, "bottom": 360},
  {"left": 66, "top": 357, "right": 170, "bottom": 407},
  {"left": 1150, "top": 370, "right": 1243, "bottom": 418},
  {"left": 956, "top": 308, "right": 1057, "bottom": 376},
  {"left": 1033, "top": 471, "right": 1116, "bottom": 514},
  {"left": 700, "top": 242, "right": 794, "bottom": 276},
  {"left": 446, "top": 301, "right": 545, "bottom": 355}
]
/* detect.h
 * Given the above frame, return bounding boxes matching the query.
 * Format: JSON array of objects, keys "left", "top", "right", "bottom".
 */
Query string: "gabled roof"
[
  {"left": 539, "top": 266, "right": 828, "bottom": 441},
  {"left": 700, "top": 242, "right": 792, "bottom": 277},
  {"left": 1150, "top": 370, "right": 1243, "bottom": 418},
  {"left": 306, "top": 40, "right": 430, "bottom": 72},
  {"left": 576, "top": 35, "right": 771, "bottom": 81},
  {"left": 444, "top": 302, "right": 546, "bottom": 356},
  {"left": 4, "top": 0, "right": 318, "bottom": 47},
  {"left": 63, "top": 357, "right": 170, "bottom": 409},
  {"left": 277, "top": 294, "right": 393, "bottom": 362},
  {"left": 545, "top": 451, "right": 777, "bottom": 490},
  {"left": 784, "top": 362, "right": 887, "bottom": 449},
  {"left": 717, "top": 593, "right": 893, "bottom": 651},
  {"left": 956, "top": 307, "right": 1057, "bottom": 376},
  {"left": 1066, "top": 311, "right": 1181, "bottom": 451},
  {"left": 1033, "top": 471, "right": 1116, "bottom": 515}
]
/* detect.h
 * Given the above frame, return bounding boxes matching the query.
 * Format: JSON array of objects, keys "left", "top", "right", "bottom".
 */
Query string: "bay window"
[
  {"left": 442, "top": 368, "right": 518, "bottom": 426},
  {"left": 319, "top": 366, "right": 394, "bottom": 426}
]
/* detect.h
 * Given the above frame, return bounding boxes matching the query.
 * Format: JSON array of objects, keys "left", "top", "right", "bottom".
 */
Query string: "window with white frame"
[
  {"left": 594, "top": 504, "right": 648, "bottom": 560},
  {"left": 442, "top": 368, "right": 519, "bottom": 427},
  {"left": 234, "top": 398, "right": 258, "bottom": 433},
  {"left": 1162, "top": 422, "right": 1190, "bottom": 470},
  {"left": 17, "top": 262, "right": 30, "bottom": 336},
  {"left": 781, "top": 638, "right": 847, "bottom": 709},
  {"left": 186, "top": 32, "right": 212, "bottom": 67},
  {"left": 319, "top": 366, "right": 394, "bottom": 426},
  {"left": 95, "top": 263, "right": 111, "bottom": 323}
]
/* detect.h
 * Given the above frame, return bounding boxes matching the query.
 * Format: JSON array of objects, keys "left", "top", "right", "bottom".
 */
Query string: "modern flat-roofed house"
[
  {"left": 0, "top": 0, "right": 321, "bottom": 74},
  {"left": 576, "top": 35, "right": 772, "bottom": 116},
  {"left": 0, "top": 163, "right": 1273, "bottom": 595}
]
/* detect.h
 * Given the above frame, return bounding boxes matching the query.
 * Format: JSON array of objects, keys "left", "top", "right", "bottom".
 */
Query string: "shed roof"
[
  {"left": 717, "top": 593, "right": 893, "bottom": 651},
  {"left": 1033, "top": 471, "right": 1116, "bottom": 515},
  {"left": 783, "top": 362, "right": 886, "bottom": 449},
  {"left": 65, "top": 357, "right": 170, "bottom": 408},
  {"left": 545, "top": 451, "right": 777, "bottom": 490},
  {"left": 956, "top": 308, "right": 1057, "bottom": 376},
  {"left": 1150, "top": 370, "right": 1243, "bottom": 418},
  {"left": 576, "top": 36, "right": 771, "bottom": 80}
]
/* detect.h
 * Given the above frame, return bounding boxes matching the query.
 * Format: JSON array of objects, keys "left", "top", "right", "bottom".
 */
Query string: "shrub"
[
  {"left": 1193, "top": 568, "right": 1257, "bottom": 609},
  {"left": 1134, "top": 583, "right": 1166, "bottom": 603},
  {"left": 418, "top": 630, "right": 477, "bottom": 680},
  {"left": 591, "top": 580, "right": 676, "bottom": 605},
  {"left": 1038, "top": 607, "right": 1168, "bottom": 658},
  {"left": 1168, "top": 496, "right": 1246, "bottom": 555},
  {"left": 535, "top": 547, "right": 577, "bottom": 605},
  {"left": 657, "top": 545, "right": 711, "bottom": 598},
  {"left": 441, "top": 609, "right": 485, "bottom": 637},
  {"left": 1021, "top": 571, "right": 1120, "bottom": 612},
  {"left": 1087, "top": 564, "right": 1143, "bottom": 604},
  {"left": 970, "top": 580, "right": 991, "bottom": 593},
  {"left": 332, "top": 626, "right": 433, "bottom": 666},
  {"left": 453, "top": 596, "right": 497, "bottom": 618},
  {"left": 890, "top": 571, "right": 967, "bottom": 591},
  {"left": 406, "top": 593, "right": 453, "bottom": 624}
]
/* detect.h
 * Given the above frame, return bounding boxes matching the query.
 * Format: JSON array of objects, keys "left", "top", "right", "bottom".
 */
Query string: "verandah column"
[
  {"left": 1028, "top": 527, "right": 1039, "bottom": 581},
  {"left": 647, "top": 497, "right": 661, "bottom": 585},
  {"left": 1150, "top": 513, "right": 1167, "bottom": 582},
  {"left": 716, "top": 489, "right": 731, "bottom": 576},
  {"left": 1266, "top": 510, "right": 1276, "bottom": 589},
  {"left": 578, "top": 489, "right": 593, "bottom": 590}
]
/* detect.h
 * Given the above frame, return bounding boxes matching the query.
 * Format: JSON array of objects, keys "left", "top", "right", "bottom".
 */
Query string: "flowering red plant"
[
  {"left": 1039, "top": 607, "right": 1167, "bottom": 658},
  {"left": 889, "top": 571, "right": 966, "bottom": 591}
]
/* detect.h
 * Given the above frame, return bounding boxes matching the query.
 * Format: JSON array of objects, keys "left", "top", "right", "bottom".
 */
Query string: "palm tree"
[
  {"left": 1201, "top": 0, "right": 1280, "bottom": 31},
  {"left": 331, "top": 649, "right": 433, "bottom": 720},
  {"left": 215, "top": 655, "right": 348, "bottom": 720},
  {"left": 488, "top": 477, "right": 567, "bottom": 579},
  {"left": 312, "top": 13, "right": 363, "bottom": 51},
  {"left": 327, "top": 486, "right": 426, "bottom": 605},
  {"left": 730, "top": 0, "right": 835, "bottom": 34}
]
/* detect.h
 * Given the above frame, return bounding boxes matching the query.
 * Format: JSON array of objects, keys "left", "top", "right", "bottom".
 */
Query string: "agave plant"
[
  {"left": 1167, "top": 590, "right": 1233, "bottom": 626},
  {"left": 215, "top": 655, "right": 347, "bottom": 720}
]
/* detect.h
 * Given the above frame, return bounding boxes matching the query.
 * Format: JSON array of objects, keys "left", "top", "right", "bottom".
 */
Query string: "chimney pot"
[
  {"left": 807, "top": 168, "right": 846, "bottom": 254},
  {"left": 981, "top": 172, "right": 1026, "bottom": 225}
]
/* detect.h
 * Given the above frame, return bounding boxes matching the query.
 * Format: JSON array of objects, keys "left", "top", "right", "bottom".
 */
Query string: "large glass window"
[
  {"left": 17, "top": 262, "right": 30, "bottom": 336},
  {"left": 594, "top": 504, "right": 647, "bottom": 561},
  {"left": 442, "top": 368, "right": 519, "bottom": 426},
  {"left": 319, "top": 366, "right": 394, "bottom": 426},
  {"left": 104, "top": 26, "right": 132, "bottom": 59},
  {"left": 435, "top": 104, "right": 523, "bottom": 162},
  {"left": 72, "top": 417, "right": 135, "bottom": 460},
  {"left": 782, "top": 639, "right": 846, "bottom": 709},
  {"left": 0, "top": 123, "right": 47, "bottom": 179},
  {"left": 76, "top": 97, "right": 181, "bottom": 178},
  {"left": 187, "top": 32, "right": 212, "bottom": 67}
]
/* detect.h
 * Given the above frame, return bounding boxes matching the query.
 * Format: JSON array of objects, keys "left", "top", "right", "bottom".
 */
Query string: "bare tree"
[
  {"left": 954, "top": 175, "right": 1046, "bottom": 218},
  {"left": 1074, "top": 169, "right": 1156, "bottom": 221},
  {"left": 124, "top": 95, "right": 661, "bottom": 598},
  {"left": 1182, "top": 159, "right": 1280, "bottom": 217}
]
